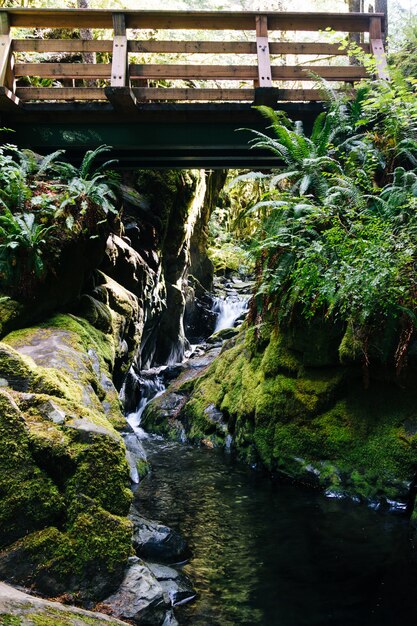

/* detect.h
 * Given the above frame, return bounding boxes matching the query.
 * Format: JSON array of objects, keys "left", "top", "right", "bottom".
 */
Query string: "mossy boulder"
[
  {"left": 147, "top": 326, "right": 417, "bottom": 509},
  {"left": 0, "top": 313, "right": 134, "bottom": 600},
  {"left": 0, "top": 390, "right": 64, "bottom": 548}
]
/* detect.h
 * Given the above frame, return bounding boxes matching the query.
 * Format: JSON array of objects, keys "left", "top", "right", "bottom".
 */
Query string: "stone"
[
  {"left": 122, "top": 432, "right": 148, "bottom": 484},
  {"left": 103, "top": 558, "right": 169, "bottom": 625},
  {"left": 162, "top": 611, "right": 179, "bottom": 626},
  {"left": 64, "top": 417, "right": 119, "bottom": 443},
  {"left": 207, "top": 326, "right": 239, "bottom": 343},
  {"left": 146, "top": 562, "right": 196, "bottom": 607},
  {"left": 0, "top": 580, "right": 128, "bottom": 625},
  {"left": 129, "top": 507, "right": 188, "bottom": 562},
  {"left": 38, "top": 399, "right": 67, "bottom": 425}
]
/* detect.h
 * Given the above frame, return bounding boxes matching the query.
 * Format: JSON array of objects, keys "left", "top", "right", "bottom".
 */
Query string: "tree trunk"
[
  {"left": 375, "top": 0, "right": 388, "bottom": 44},
  {"left": 77, "top": 0, "right": 95, "bottom": 85},
  {"left": 347, "top": 0, "right": 362, "bottom": 63}
]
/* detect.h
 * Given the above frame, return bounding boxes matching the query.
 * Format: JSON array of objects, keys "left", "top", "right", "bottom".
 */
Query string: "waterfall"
[
  {"left": 124, "top": 368, "right": 166, "bottom": 436},
  {"left": 213, "top": 295, "right": 248, "bottom": 332}
]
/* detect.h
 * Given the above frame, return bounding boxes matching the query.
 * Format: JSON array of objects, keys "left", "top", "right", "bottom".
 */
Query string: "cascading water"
[
  {"left": 123, "top": 368, "right": 166, "bottom": 437},
  {"left": 213, "top": 295, "right": 248, "bottom": 332}
]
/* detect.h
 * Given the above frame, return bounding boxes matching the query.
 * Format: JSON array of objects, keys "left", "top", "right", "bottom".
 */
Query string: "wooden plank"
[
  {"left": 1, "top": 9, "right": 385, "bottom": 33},
  {"left": 12, "top": 39, "right": 113, "bottom": 53},
  {"left": 0, "top": 85, "right": 20, "bottom": 109},
  {"left": 14, "top": 63, "right": 111, "bottom": 78},
  {"left": 105, "top": 86, "right": 138, "bottom": 111},
  {"left": 12, "top": 38, "right": 370, "bottom": 57},
  {"left": 111, "top": 13, "right": 127, "bottom": 87},
  {"left": 132, "top": 87, "right": 255, "bottom": 100},
  {"left": 15, "top": 87, "right": 106, "bottom": 100},
  {"left": 369, "top": 16, "right": 389, "bottom": 80},
  {"left": 256, "top": 15, "right": 272, "bottom": 87},
  {"left": 14, "top": 85, "right": 349, "bottom": 103},
  {"left": 128, "top": 40, "right": 368, "bottom": 55},
  {"left": 15, "top": 62, "right": 368, "bottom": 82},
  {"left": 129, "top": 63, "right": 368, "bottom": 81}
]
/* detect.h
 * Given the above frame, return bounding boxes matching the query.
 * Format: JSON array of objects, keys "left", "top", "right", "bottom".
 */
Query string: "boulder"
[
  {"left": 103, "top": 557, "right": 170, "bottom": 625},
  {"left": 129, "top": 507, "right": 188, "bottom": 562},
  {"left": 146, "top": 562, "right": 196, "bottom": 607},
  {"left": 0, "top": 580, "right": 128, "bottom": 625}
]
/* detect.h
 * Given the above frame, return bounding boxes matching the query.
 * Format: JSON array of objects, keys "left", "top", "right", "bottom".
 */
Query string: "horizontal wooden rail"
[
  {"left": 15, "top": 86, "right": 352, "bottom": 103},
  {"left": 1, "top": 9, "right": 385, "bottom": 32},
  {"left": 12, "top": 39, "right": 370, "bottom": 56},
  {"left": 129, "top": 64, "right": 367, "bottom": 81},
  {"left": 16, "top": 87, "right": 106, "bottom": 101},
  {"left": 15, "top": 63, "right": 111, "bottom": 78},
  {"left": 14, "top": 62, "right": 367, "bottom": 82}
]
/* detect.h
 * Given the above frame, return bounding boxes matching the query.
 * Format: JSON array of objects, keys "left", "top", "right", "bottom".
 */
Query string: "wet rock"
[
  {"left": 207, "top": 326, "right": 239, "bottom": 343},
  {"left": 103, "top": 557, "right": 169, "bottom": 625},
  {"left": 162, "top": 610, "right": 179, "bottom": 626},
  {"left": 129, "top": 507, "right": 188, "bottom": 562},
  {"left": 146, "top": 562, "right": 196, "bottom": 607},
  {"left": 123, "top": 432, "right": 149, "bottom": 484},
  {"left": 141, "top": 392, "right": 186, "bottom": 433}
]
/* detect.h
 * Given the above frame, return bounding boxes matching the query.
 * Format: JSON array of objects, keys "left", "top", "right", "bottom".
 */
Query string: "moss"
[
  {"left": 65, "top": 436, "right": 132, "bottom": 517},
  {"left": 25, "top": 608, "right": 120, "bottom": 626},
  {"left": 0, "top": 343, "right": 36, "bottom": 392},
  {"left": 207, "top": 242, "right": 248, "bottom": 274},
  {"left": 136, "top": 458, "right": 150, "bottom": 480},
  {"left": 0, "top": 614, "right": 22, "bottom": 625},
  {"left": 0, "top": 294, "right": 25, "bottom": 340},
  {"left": 176, "top": 323, "right": 417, "bottom": 504},
  {"left": 68, "top": 497, "right": 133, "bottom": 574},
  {"left": 260, "top": 330, "right": 302, "bottom": 377},
  {"left": 338, "top": 323, "right": 364, "bottom": 364},
  {"left": 4, "top": 315, "right": 126, "bottom": 433},
  {"left": 0, "top": 390, "right": 64, "bottom": 548},
  {"left": 9, "top": 500, "right": 132, "bottom": 599}
]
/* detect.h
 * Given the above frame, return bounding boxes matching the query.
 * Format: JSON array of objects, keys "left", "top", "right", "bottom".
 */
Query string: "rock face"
[{"left": 0, "top": 166, "right": 224, "bottom": 608}]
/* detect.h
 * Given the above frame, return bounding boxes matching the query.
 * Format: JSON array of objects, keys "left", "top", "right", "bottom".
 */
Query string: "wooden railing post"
[
  {"left": 254, "top": 15, "right": 276, "bottom": 106},
  {"left": 105, "top": 11, "right": 137, "bottom": 111},
  {"left": 369, "top": 16, "right": 389, "bottom": 80},
  {"left": 255, "top": 15, "right": 272, "bottom": 87},
  {"left": 111, "top": 12, "right": 127, "bottom": 86},
  {"left": 0, "top": 11, "right": 19, "bottom": 109}
]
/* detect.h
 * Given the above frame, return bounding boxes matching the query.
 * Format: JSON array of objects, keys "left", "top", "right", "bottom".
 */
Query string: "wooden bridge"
[{"left": 0, "top": 8, "right": 387, "bottom": 167}]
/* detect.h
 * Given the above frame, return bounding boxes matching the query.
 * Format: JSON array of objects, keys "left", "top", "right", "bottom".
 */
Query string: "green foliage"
[
  {"left": 0, "top": 208, "right": 55, "bottom": 293},
  {"left": 240, "top": 74, "right": 417, "bottom": 370},
  {"left": 0, "top": 144, "right": 119, "bottom": 299}
]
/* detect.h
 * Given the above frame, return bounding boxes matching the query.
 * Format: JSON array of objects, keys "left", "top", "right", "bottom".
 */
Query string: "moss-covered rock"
[
  {"left": 146, "top": 326, "right": 417, "bottom": 508},
  {"left": 0, "top": 311, "right": 133, "bottom": 600},
  {"left": 0, "top": 390, "right": 64, "bottom": 548}
]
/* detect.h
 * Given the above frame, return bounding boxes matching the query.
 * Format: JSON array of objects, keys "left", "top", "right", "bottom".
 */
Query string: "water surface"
[{"left": 135, "top": 439, "right": 417, "bottom": 626}]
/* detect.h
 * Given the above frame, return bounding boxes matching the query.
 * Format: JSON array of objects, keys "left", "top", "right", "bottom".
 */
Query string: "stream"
[{"left": 127, "top": 288, "right": 417, "bottom": 626}]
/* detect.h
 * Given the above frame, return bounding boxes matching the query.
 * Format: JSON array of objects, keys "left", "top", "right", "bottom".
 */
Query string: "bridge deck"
[{"left": 0, "top": 9, "right": 387, "bottom": 166}]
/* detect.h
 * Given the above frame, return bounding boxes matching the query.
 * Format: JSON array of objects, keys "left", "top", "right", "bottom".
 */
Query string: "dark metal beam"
[{"left": 1, "top": 102, "right": 323, "bottom": 169}]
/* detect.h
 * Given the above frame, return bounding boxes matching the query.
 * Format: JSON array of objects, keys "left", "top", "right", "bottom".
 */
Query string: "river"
[
  {"left": 130, "top": 288, "right": 417, "bottom": 626},
  {"left": 135, "top": 437, "right": 417, "bottom": 626}
]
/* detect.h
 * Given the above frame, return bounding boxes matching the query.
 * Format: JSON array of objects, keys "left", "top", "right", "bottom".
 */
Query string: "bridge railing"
[{"left": 0, "top": 9, "right": 388, "bottom": 109}]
